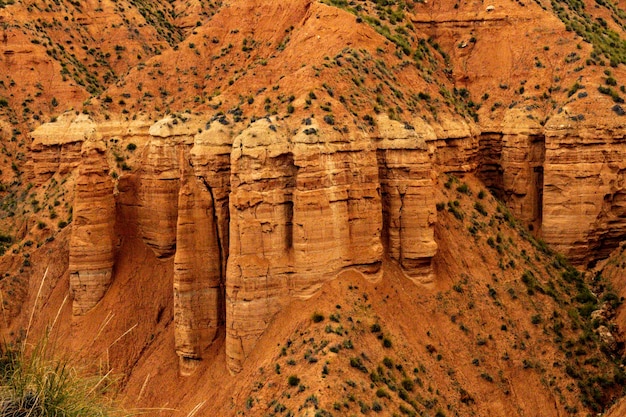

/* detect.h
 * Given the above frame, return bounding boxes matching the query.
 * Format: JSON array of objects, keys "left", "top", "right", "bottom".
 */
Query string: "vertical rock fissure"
[
  {"left": 200, "top": 173, "right": 224, "bottom": 290},
  {"left": 476, "top": 132, "right": 504, "bottom": 199},
  {"left": 398, "top": 190, "right": 405, "bottom": 265},
  {"left": 531, "top": 134, "right": 545, "bottom": 234}
]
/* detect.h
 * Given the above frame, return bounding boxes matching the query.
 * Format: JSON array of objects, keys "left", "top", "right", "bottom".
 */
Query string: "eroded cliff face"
[
  {"left": 542, "top": 115, "right": 626, "bottom": 265},
  {"left": 68, "top": 141, "right": 116, "bottom": 316},
  {"left": 31, "top": 112, "right": 436, "bottom": 373},
  {"left": 29, "top": 105, "right": 626, "bottom": 373}
]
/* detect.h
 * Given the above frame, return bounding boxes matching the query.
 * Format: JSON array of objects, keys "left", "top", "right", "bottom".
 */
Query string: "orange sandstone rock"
[{"left": 69, "top": 141, "right": 116, "bottom": 315}]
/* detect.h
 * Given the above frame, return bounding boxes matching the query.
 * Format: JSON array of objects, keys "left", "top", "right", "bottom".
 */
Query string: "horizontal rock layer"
[
  {"left": 68, "top": 141, "right": 116, "bottom": 315},
  {"left": 31, "top": 107, "right": 626, "bottom": 372}
]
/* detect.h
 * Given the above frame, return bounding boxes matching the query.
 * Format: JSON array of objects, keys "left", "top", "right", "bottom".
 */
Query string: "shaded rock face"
[
  {"left": 541, "top": 117, "right": 626, "bottom": 265},
  {"left": 376, "top": 116, "right": 437, "bottom": 283},
  {"left": 476, "top": 115, "right": 545, "bottom": 233},
  {"left": 69, "top": 141, "right": 116, "bottom": 315}
]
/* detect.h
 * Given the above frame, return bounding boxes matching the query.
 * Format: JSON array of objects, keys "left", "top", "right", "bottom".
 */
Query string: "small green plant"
[
  {"left": 287, "top": 375, "right": 300, "bottom": 387},
  {"left": 311, "top": 312, "right": 325, "bottom": 323},
  {"left": 456, "top": 183, "right": 471, "bottom": 195},
  {"left": 474, "top": 202, "right": 488, "bottom": 216},
  {"left": 349, "top": 357, "right": 368, "bottom": 373},
  {"left": 382, "top": 337, "right": 392, "bottom": 348},
  {"left": 375, "top": 387, "right": 389, "bottom": 398}
]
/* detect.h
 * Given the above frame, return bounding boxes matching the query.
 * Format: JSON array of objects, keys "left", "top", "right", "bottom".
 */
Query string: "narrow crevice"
[{"left": 199, "top": 175, "right": 226, "bottom": 325}]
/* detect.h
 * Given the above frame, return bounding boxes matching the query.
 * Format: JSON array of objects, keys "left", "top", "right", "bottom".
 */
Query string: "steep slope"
[{"left": 15, "top": 174, "right": 626, "bottom": 416}]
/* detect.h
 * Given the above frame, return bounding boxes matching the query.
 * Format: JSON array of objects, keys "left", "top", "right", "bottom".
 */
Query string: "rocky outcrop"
[
  {"left": 224, "top": 117, "right": 385, "bottom": 371},
  {"left": 173, "top": 164, "right": 223, "bottom": 375},
  {"left": 428, "top": 116, "right": 478, "bottom": 173},
  {"left": 225, "top": 119, "right": 296, "bottom": 372},
  {"left": 30, "top": 113, "right": 97, "bottom": 183},
  {"left": 375, "top": 116, "right": 437, "bottom": 283},
  {"left": 190, "top": 120, "right": 233, "bottom": 279},
  {"left": 136, "top": 134, "right": 181, "bottom": 259},
  {"left": 69, "top": 141, "right": 116, "bottom": 315},
  {"left": 136, "top": 114, "right": 208, "bottom": 259},
  {"left": 477, "top": 111, "right": 545, "bottom": 232},
  {"left": 38, "top": 108, "right": 626, "bottom": 372},
  {"left": 542, "top": 114, "right": 626, "bottom": 264}
]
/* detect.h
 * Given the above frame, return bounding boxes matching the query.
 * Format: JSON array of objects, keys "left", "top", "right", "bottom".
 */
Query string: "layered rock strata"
[
  {"left": 68, "top": 141, "right": 116, "bottom": 315},
  {"left": 225, "top": 118, "right": 387, "bottom": 371},
  {"left": 136, "top": 133, "right": 181, "bottom": 259},
  {"left": 542, "top": 114, "right": 626, "bottom": 264},
  {"left": 375, "top": 116, "right": 438, "bottom": 283},
  {"left": 173, "top": 165, "right": 223, "bottom": 375},
  {"left": 30, "top": 113, "right": 98, "bottom": 183},
  {"left": 477, "top": 112, "right": 545, "bottom": 232}
]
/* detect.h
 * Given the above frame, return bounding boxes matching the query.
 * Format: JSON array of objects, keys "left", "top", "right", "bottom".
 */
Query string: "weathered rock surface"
[
  {"left": 69, "top": 141, "right": 116, "bottom": 315},
  {"left": 375, "top": 115, "right": 437, "bottom": 283},
  {"left": 224, "top": 118, "right": 386, "bottom": 372},
  {"left": 136, "top": 134, "right": 181, "bottom": 259},
  {"left": 542, "top": 114, "right": 626, "bottom": 264},
  {"left": 477, "top": 111, "right": 545, "bottom": 232},
  {"left": 30, "top": 113, "right": 97, "bottom": 183},
  {"left": 173, "top": 165, "right": 222, "bottom": 375},
  {"left": 190, "top": 120, "right": 233, "bottom": 280},
  {"left": 31, "top": 107, "right": 626, "bottom": 373}
]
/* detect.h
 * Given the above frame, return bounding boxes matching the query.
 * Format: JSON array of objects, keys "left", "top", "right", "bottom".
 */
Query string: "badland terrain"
[{"left": 3, "top": 0, "right": 626, "bottom": 415}]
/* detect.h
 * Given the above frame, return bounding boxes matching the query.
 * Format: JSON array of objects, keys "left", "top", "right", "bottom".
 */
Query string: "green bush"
[
  {"left": 311, "top": 312, "right": 324, "bottom": 323},
  {"left": 287, "top": 375, "right": 300, "bottom": 387}
]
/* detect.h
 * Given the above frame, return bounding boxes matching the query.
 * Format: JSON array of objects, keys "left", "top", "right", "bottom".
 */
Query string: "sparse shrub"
[
  {"left": 382, "top": 337, "right": 392, "bottom": 348},
  {"left": 383, "top": 357, "right": 393, "bottom": 368},
  {"left": 370, "top": 323, "right": 381, "bottom": 333},
  {"left": 456, "top": 183, "right": 470, "bottom": 195},
  {"left": 474, "top": 202, "right": 488, "bottom": 216},
  {"left": 375, "top": 387, "right": 389, "bottom": 398},
  {"left": 311, "top": 312, "right": 325, "bottom": 323},
  {"left": 401, "top": 378, "right": 414, "bottom": 391},
  {"left": 287, "top": 375, "right": 300, "bottom": 386},
  {"left": 350, "top": 357, "right": 368, "bottom": 373},
  {"left": 480, "top": 372, "right": 494, "bottom": 382}
]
